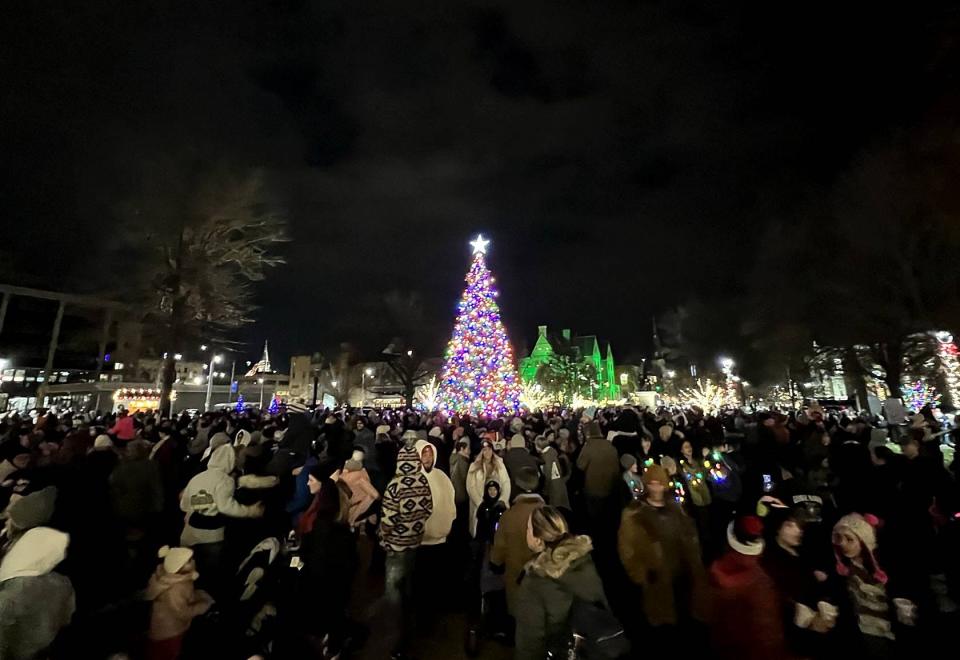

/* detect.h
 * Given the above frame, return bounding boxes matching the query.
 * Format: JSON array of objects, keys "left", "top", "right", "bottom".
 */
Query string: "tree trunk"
[
  {"left": 878, "top": 340, "right": 904, "bottom": 400},
  {"left": 404, "top": 382, "right": 416, "bottom": 408},
  {"left": 159, "top": 355, "right": 177, "bottom": 417},
  {"left": 842, "top": 347, "right": 870, "bottom": 411}
]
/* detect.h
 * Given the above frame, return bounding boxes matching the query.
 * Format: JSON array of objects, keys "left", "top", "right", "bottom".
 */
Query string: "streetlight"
[
  {"left": 362, "top": 367, "right": 373, "bottom": 407},
  {"left": 203, "top": 353, "right": 221, "bottom": 412},
  {"left": 258, "top": 377, "right": 265, "bottom": 409}
]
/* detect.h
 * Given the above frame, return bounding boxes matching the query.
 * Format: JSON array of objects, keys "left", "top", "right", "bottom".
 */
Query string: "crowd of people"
[{"left": 1, "top": 399, "right": 959, "bottom": 659}]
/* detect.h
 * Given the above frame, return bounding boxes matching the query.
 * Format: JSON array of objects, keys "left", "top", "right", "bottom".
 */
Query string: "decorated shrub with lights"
[{"left": 437, "top": 235, "right": 522, "bottom": 416}]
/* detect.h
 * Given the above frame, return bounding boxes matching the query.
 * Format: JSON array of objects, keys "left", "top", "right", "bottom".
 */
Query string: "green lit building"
[{"left": 519, "top": 326, "right": 621, "bottom": 401}]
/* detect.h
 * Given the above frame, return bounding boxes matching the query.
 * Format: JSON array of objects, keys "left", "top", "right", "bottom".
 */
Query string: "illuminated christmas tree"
[
  {"left": 267, "top": 395, "right": 280, "bottom": 415},
  {"left": 935, "top": 332, "right": 960, "bottom": 410},
  {"left": 234, "top": 393, "right": 245, "bottom": 413},
  {"left": 901, "top": 380, "right": 940, "bottom": 413},
  {"left": 438, "top": 234, "right": 522, "bottom": 416}
]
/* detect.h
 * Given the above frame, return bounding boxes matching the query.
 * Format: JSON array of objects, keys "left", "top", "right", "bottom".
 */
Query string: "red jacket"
[
  {"left": 110, "top": 416, "right": 136, "bottom": 441},
  {"left": 709, "top": 551, "right": 805, "bottom": 660}
]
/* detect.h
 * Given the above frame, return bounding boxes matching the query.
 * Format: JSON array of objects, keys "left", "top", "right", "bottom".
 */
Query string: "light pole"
[
  {"left": 362, "top": 367, "right": 373, "bottom": 407},
  {"left": 258, "top": 378, "right": 265, "bottom": 409},
  {"left": 227, "top": 360, "right": 236, "bottom": 404},
  {"left": 203, "top": 352, "right": 222, "bottom": 412},
  {"left": 331, "top": 380, "right": 338, "bottom": 406}
]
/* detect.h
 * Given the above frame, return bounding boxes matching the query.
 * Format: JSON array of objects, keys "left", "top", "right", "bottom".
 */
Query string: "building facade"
[{"left": 519, "top": 326, "right": 621, "bottom": 401}]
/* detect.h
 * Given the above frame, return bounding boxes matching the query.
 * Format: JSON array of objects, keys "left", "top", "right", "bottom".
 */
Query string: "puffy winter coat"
[
  {"left": 180, "top": 444, "right": 261, "bottom": 546},
  {"left": 145, "top": 565, "right": 212, "bottom": 641},
  {"left": 514, "top": 535, "right": 608, "bottom": 660}
]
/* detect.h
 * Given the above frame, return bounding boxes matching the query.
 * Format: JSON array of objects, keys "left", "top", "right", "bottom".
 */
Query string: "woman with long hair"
[
  {"left": 467, "top": 440, "right": 510, "bottom": 537},
  {"left": 514, "top": 506, "right": 612, "bottom": 660}
]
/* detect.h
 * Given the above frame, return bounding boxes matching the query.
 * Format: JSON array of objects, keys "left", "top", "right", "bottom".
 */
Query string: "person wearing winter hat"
[
  {"left": 145, "top": 545, "right": 212, "bottom": 660},
  {"left": 504, "top": 433, "right": 539, "bottom": 501},
  {"left": 467, "top": 440, "right": 510, "bottom": 538},
  {"left": 92, "top": 434, "right": 114, "bottom": 451},
  {"left": 620, "top": 454, "right": 643, "bottom": 504},
  {"left": 618, "top": 461, "right": 708, "bottom": 639},
  {"left": 353, "top": 416, "right": 376, "bottom": 462},
  {"left": 0, "top": 527, "right": 75, "bottom": 660},
  {"left": 2, "top": 485, "right": 57, "bottom": 555},
  {"left": 379, "top": 442, "right": 433, "bottom": 659},
  {"left": 333, "top": 453, "right": 381, "bottom": 528},
  {"left": 832, "top": 513, "right": 915, "bottom": 651},
  {"left": 707, "top": 516, "right": 801, "bottom": 660}
]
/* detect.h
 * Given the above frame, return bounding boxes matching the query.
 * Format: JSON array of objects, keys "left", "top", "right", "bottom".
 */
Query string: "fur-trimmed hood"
[{"left": 525, "top": 535, "right": 593, "bottom": 580}]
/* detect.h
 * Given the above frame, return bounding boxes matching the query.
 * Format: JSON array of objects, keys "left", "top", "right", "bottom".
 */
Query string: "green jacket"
[{"left": 514, "top": 535, "right": 608, "bottom": 660}]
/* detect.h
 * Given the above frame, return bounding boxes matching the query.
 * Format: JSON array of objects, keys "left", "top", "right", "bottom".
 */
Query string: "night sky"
[{"left": 2, "top": 1, "right": 955, "bottom": 366}]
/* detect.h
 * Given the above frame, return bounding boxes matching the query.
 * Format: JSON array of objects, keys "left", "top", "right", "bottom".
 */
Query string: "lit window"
[{"left": 114, "top": 362, "right": 125, "bottom": 371}]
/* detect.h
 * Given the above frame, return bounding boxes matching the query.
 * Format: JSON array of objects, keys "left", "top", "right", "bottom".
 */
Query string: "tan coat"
[
  {"left": 490, "top": 494, "right": 543, "bottom": 615},
  {"left": 145, "top": 567, "right": 213, "bottom": 641},
  {"left": 576, "top": 437, "right": 621, "bottom": 498},
  {"left": 617, "top": 499, "right": 709, "bottom": 626}
]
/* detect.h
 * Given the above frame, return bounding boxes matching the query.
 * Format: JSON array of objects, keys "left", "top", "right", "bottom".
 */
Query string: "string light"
[
  {"left": 901, "top": 380, "right": 940, "bottom": 413},
  {"left": 437, "top": 236, "right": 522, "bottom": 416},
  {"left": 935, "top": 332, "right": 960, "bottom": 408}
]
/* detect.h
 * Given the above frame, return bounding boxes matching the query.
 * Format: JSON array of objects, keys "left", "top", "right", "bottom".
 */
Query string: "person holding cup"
[{"left": 830, "top": 513, "right": 916, "bottom": 657}]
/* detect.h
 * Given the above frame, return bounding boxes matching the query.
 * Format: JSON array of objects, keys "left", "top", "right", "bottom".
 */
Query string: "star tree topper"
[{"left": 470, "top": 233, "right": 490, "bottom": 254}]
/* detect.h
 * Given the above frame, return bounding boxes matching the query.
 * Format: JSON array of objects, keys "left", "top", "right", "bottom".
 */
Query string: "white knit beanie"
[{"left": 833, "top": 513, "right": 877, "bottom": 551}]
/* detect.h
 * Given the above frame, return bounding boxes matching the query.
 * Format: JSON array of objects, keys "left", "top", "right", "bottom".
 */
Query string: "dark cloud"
[{"left": 1, "top": 1, "right": 955, "bottom": 366}]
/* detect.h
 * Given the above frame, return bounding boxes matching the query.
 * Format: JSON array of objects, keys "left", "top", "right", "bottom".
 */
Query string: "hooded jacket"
[
  {"left": 379, "top": 446, "right": 433, "bottom": 552},
  {"left": 180, "top": 444, "right": 261, "bottom": 546},
  {"left": 145, "top": 563, "right": 212, "bottom": 641},
  {"left": 467, "top": 455, "right": 511, "bottom": 537},
  {"left": 413, "top": 440, "right": 456, "bottom": 545},
  {"left": 333, "top": 466, "right": 381, "bottom": 527},
  {"left": 514, "top": 535, "right": 608, "bottom": 660},
  {"left": 0, "top": 527, "right": 75, "bottom": 660}
]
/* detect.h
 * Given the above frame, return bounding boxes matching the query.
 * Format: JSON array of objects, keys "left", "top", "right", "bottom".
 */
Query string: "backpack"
[{"left": 568, "top": 597, "right": 630, "bottom": 659}]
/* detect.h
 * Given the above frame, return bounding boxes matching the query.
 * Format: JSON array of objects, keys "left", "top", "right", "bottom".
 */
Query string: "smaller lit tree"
[
  {"left": 520, "top": 382, "right": 550, "bottom": 411},
  {"left": 416, "top": 376, "right": 441, "bottom": 411},
  {"left": 679, "top": 378, "right": 730, "bottom": 414},
  {"left": 901, "top": 380, "right": 940, "bottom": 413}
]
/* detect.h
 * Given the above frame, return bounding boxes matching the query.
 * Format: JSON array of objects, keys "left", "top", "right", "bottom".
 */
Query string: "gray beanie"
[{"left": 7, "top": 486, "right": 58, "bottom": 531}]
